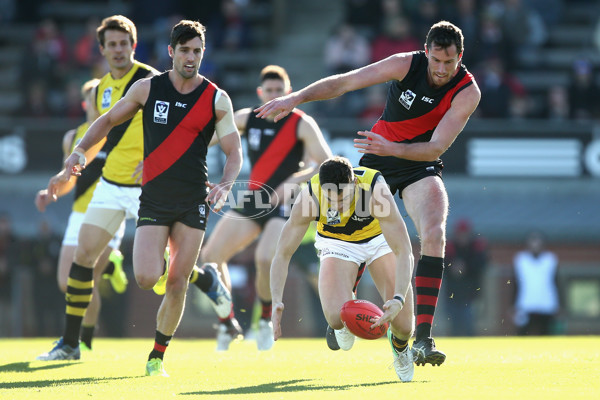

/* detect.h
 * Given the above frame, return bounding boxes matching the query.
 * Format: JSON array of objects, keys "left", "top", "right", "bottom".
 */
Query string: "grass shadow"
[
  {"left": 0, "top": 361, "right": 83, "bottom": 374},
  {"left": 180, "top": 378, "right": 401, "bottom": 395},
  {"left": 0, "top": 375, "right": 143, "bottom": 390}
]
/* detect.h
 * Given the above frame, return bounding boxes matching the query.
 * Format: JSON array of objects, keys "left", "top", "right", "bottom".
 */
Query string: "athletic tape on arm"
[{"left": 214, "top": 89, "right": 237, "bottom": 140}]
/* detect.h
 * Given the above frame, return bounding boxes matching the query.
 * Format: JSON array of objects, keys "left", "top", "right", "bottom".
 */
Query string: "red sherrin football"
[{"left": 340, "top": 299, "right": 388, "bottom": 340}]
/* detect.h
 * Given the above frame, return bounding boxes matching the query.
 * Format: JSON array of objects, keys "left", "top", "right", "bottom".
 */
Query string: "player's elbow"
[{"left": 427, "top": 142, "right": 447, "bottom": 160}]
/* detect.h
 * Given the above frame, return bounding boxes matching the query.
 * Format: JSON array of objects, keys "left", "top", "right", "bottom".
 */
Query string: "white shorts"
[
  {"left": 62, "top": 211, "right": 125, "bottom": 249},
  {"left": 87, "top": 178, "right": 141, "bottom": 220},
  {"left": 314, "top": 234, "right": 392, "bottom": 266}
]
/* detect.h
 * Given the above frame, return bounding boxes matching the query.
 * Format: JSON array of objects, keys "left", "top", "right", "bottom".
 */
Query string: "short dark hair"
[
  {"left": 170, "top": 20, "right": 206, "bottom": 50},
  {"left": 96, "top": 15, "right": 137, "bottom": 47},
  {"left": 260, "top": 65, "right": 290, "bottom": 88},
  {"left": 425, "top": 20, "right": 464, "bottom": 55},
  {"left": 319, "top": 156, "right": 354, "bottom": 192}
]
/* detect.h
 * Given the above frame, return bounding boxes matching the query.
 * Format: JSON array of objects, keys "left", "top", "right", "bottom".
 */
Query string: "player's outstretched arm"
[
  {"left": 255, "top": 54, "right": 411, "bottom": 122},
  {"left": 270, "top": 188, "right": 317, "bottom": 340},
  {"left": 60, "top": 79, "right": 149, "bottom": 183}
]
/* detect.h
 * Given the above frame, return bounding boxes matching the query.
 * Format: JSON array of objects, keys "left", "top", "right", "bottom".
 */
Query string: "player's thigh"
[
  {"left": 255, "top": 217, "right": 286, "bottom": 266},
  {"left": 133, "top": 224, "right": 170, "bottom": 279},
  {"left": 367, "top": 252, "right": 398, "bottom": 301},
  {"left": 168, "top": 222, "right": 205, "bottom": 284},
  {"left": 201, "top": 211, "right": 261, "bottom": 263},
  {"left": 318, "top": 257, "right": 359, "bottom": 323},
  {"left": 402, "top": 176, "right": 448, "bottom": 236}
]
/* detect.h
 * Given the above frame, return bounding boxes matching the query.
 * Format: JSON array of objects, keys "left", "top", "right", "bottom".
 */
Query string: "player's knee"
[
  {"left": 74, "top": 245, "right": 99, "bottom": 267},
  {"left": 201, "top": 245, "right": 224, "bottom": 264},
  {"left": 323, "top": 308, "right": 344, "bottom": 329},
  {"left": 255, "top": 255, "right": 271, "bottom": 276},
  {"left": 135, "top": 270, "right": 160, "bottom": 290},
  {"left": 166, "top": 275, "right": 188, "bottom": 295},
  {"left": 422, "top": 223, "right": 445, "bottom": 248}
]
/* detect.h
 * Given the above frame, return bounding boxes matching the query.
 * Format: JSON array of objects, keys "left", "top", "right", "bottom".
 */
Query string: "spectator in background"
[
  {"left": 476, "top": 56, "right": 527, "bottom": 118},
  {"left": 512, "top": 231, "right": 560, "bottom": 335},
  {"left": 62, "top": 80, "right": 86, "bottom": 120},
  {"left": 19, "top": 81, "right": 50, "bottom": 118},
  {"left": 472, "top": 11, "right": 514, "bottom": 72},
  {"left": 413, "top": 0, "right": 441, "bottom": 41},
  {"left": 25, "top": 18, "right": 69, "bottom": 87},
  {"left": 210, "top": 0, "right": 252, "bottom": 50},
  {"left": 324, "top": 23, "right": 371, "bottom": 74},
  {"left": 444, "top": 218, "right": 488, "bottom": 336},
  {"left": 498, "top": 0, "right": 547, "bottom": 66},
  {"left": 370, "top": 15, "right": 420, "bottom": 63},
  {"left": 343, "top": 0, "right": 383, "bottom": 39},
  {"left": 568, "top": 58, "right": 599, "bottom": 121},
  {"left": 542, "top": 84, "right": 569, "bottom": 121},
  {"left": 0, "top": 213, "right": 17, "bottom": 336},
  {"left": 73, "top": 17, "right": 105, "bottom": 77},
  {"left": 20, "top": 19, "right": 70, "bottom": 117},
  {"left": 444, "top": 0, "right": 479, "bottom": 68},
  {"left": 525, "top": 0, "right": 563, "bottom": 26}
]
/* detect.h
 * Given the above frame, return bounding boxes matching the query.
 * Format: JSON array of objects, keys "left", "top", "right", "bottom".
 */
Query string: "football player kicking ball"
[{"left": 270, "top": 156, "right": 415, "bottom": 382}]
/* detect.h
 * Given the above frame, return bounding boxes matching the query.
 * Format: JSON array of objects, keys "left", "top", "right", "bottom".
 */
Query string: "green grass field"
[{"left": 1, "top": 336, "right": 598, "bottom": 400}]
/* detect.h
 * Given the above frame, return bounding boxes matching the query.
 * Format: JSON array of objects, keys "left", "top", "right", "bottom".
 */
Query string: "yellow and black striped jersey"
[
  {"left": 96, "top": 60, "right": 158, "bottom": 186},
  {"left": 308, "top": 166, "right": 382, "bottom": 243}
]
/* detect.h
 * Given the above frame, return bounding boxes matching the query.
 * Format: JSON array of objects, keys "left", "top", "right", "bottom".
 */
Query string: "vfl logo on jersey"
[
  {"left": 154, "top": 101, "right": 170, "bottom": 124},
  {"left": 264, "top": 129, "right": 275, "bottom": 136},
  {"left": 248, "top": 128, "right": 261, "bottom": 150},
  {"left": 101, "top": 88, "right": 113, "bottom": 109},
  {"left": 198, "top": 204, "right": 206, "bottom": 217},
  {"left": 399, "top": 89, "right": 416, "bottom": 110},
  {"left": 326, "top": 209, "right": 341, "bottom": 225}
]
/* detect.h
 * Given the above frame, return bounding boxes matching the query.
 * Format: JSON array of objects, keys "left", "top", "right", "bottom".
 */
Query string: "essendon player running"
[
  {"left": 59, "top": 20, "right": 243, "bottom": 377},
  {"left": 201, "top": 65, "right": 332, "bottom": 352},
  {"left": 256, "top": 21, "right": 481, "bottom": 367}
]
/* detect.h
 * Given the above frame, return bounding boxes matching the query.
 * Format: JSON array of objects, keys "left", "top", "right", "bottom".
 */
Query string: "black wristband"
[{"left": 393, "top": 295, "right": 405, "bottom": 306}]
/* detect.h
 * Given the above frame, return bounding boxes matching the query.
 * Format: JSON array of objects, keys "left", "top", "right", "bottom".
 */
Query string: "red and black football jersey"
[
  {"left": 360, "top": 51, "right": 474, "bottom": 173},
  {"left": 244, "top": 109, "right": 304, "bottom": 191},
  {"left": 142, "top": 72, "right": 217, "bottom": 204}
]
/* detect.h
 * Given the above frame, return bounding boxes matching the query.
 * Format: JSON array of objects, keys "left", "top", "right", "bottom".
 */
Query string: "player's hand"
[
  {"left": 132, "top": 160, "right": 143, "bottom": 184},
  {"left": 354, "top": 131, "right": 398, "bottom": 157},
  {"left": 272, "top": 302, "right": 285, "bottom": 341},
  {"left": 64, "top": 151, "right": 86, "bottom": 177},
  {"left": 206, "top": 181, "right": 231, "bottom": 212},
  {"left": 254, "top": 94, "right": 297, "bottom": 122},
  {"left": 34, "top": 189, "right": 52, "bottom": 212},
  {"left": 46, "top": 170, "right": 70, "bottom": 202},
  {"left": 371, "top": 298, "right": 403, "bottom": 329}
]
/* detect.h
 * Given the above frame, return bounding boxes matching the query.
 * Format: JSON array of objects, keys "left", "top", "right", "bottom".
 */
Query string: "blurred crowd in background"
[{"left": 1, "top": 0, "right": 598, "bottom": 122}]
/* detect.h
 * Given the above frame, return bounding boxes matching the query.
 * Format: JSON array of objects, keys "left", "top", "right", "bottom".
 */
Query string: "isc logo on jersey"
[
  {"left": 399, "top": 89, "right": 416, "bottom": 110},
  {"left": 154, "top": 101, "right": 169, "bottom": 124}
]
